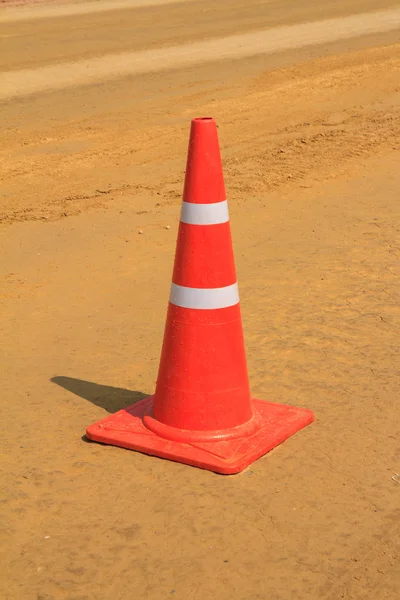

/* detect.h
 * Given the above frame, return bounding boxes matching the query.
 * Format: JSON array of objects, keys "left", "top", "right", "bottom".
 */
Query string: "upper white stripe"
[
  {"left": 180, "top": 200, "right": 229, "bottom": 225},
  {"left": 170, "top": 283, "right": 239, "bottom": 310}
]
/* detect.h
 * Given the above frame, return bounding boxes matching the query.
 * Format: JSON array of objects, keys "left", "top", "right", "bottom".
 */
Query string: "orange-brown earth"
[{"left": 1, "top": 1, "right": 399, "bottom": 599}]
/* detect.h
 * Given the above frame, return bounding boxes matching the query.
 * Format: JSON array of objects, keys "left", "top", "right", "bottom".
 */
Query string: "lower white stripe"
[
  {"left": 170, "top": 282, "right": 239, "bottom": 309},
  {"left": 180, "top": 200, "right": 229, "bottom": 225}
]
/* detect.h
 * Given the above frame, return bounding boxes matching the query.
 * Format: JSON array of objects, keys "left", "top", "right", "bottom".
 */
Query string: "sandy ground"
[{"left": 1, "top": 1, "right": 399, "bottom": 599}]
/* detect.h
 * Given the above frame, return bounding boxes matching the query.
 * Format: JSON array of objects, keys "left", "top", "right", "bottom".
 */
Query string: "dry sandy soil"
[{"left": 0, "top": 1, "right": 399, "bottom": 599}]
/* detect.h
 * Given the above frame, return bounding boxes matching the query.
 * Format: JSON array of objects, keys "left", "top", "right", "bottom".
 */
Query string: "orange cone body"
[{"left": 86, "top": 118, "right": 314, "bottom": 474}]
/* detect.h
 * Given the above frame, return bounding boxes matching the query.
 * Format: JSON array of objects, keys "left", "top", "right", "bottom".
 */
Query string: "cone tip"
[{"left": 192, "top": 116, "right": 215, "bottom": 126}]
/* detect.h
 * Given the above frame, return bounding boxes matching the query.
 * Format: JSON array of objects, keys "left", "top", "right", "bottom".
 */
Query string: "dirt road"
[{"left": 1, "top": 1, "right": 399, "bottom": 599}]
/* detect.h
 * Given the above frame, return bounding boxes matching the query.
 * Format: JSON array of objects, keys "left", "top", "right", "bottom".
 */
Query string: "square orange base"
[{"left": 86, "top": 397, "right": 313, "bottom": 474}]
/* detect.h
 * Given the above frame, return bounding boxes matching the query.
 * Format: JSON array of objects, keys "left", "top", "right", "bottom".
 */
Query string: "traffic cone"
[{"left": 86, "top": 117, "right": 314, "bottom": 474}]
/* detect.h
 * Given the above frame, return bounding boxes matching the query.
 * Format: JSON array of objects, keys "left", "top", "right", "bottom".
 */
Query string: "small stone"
[
  {"left": 138, "top": 230, "right": 144, "bottom": 235},
  {"left": 165, "top": 225, "right": 171, "bottom": 230}
]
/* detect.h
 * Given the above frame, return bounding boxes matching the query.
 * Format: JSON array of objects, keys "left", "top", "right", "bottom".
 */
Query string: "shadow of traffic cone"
[{"left": 86, "top": 117, "right": 314, "bottom": 474}]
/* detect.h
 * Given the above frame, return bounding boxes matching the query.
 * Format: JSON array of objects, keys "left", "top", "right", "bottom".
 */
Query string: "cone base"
[{"left": 86, "top": 396, "right": 313, "bottom": 474}]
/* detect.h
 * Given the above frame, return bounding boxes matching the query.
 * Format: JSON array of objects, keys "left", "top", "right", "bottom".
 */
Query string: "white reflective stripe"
[
  {"left": 170, "top": 282, "right": 239, "bottom": 309},
  {"left": 180, "top": 200, "right": 229, "bottom": 225}
]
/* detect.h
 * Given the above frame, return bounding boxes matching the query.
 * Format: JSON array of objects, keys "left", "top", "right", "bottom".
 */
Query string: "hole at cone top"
[{"left": 194, "top": 117, "right": 213, "bottom": 121}]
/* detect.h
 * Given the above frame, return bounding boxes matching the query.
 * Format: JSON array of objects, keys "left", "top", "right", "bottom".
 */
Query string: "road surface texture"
[{"left": 0, "top": 1, "right": 399, "bottom": 599}]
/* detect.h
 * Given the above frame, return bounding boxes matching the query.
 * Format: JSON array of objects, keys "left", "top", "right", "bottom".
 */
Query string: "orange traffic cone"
[{"left": 86, "top": 117, "right": 314, "bottom": 474}]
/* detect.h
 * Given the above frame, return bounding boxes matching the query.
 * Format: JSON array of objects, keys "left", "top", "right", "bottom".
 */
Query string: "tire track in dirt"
[
  {"left": 1, "top": 8, "right": 400, "bottom": 100},
  {"left": 0, "top": 0, "right": 190, "bottom": 22}
]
